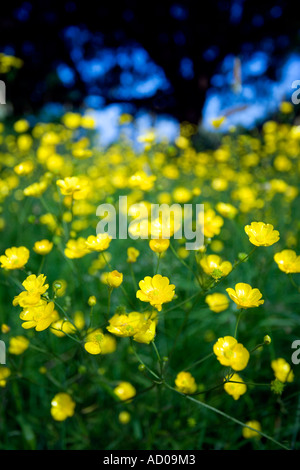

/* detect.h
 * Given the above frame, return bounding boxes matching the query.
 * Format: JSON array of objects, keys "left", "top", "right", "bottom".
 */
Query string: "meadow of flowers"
[{"left": 0, "top": 99, "right": 300, "bottom": 450}]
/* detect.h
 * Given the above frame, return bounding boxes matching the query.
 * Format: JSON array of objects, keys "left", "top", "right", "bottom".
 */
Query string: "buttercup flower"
[
  {"left": 85, "top": 233, "right": 112, "bottom": 252},
  {"left": 244, "top": 222, "right": 280, "bottom": 246},
  {"left": 242, "top": 421, "right": 261, "bottom": 439},
  {"left": 33, "top": 239, "right": 53, "bottom": 255},
  {"left": 205, "top": 293, "right": 229, "bottom": 313},
  {"left": 20, "top": 300, "right": 57, "bottom": 331},
  {"left": 136, "top": 275, "right": 175, "bottom": 311},
  {"left": 13, "top": 274, "right": 49, "bottom": 308},
  {"left": 106, "top": 270, "right": 123, "bottom": 288},
  {"left": 271, "top": 358, "right": 294, "bottom": 383},
  {"left": 274, "top": 250, "right": 300, "bottom": 273},
  {"left": 64, "top": 238, "right": 90, "bottom": 259},
  {"left": 202, "top": 208, "right": 224, "bottom": 238},
  {"left": 175, "top": 371, "right": 197, "bottom": 394},
  {"left": 127, "top": 247, "right": 140, "bottom": 263},
  {"left": 113, "top": 382, "right": 136, "bottom": 402},
  {"left": 84, "top": 329, "right": 104, "bottom": 355},
  {"left": 50, "top": 393, "right": 76, "bottom": 421},
  {"left": 213, "top": 336, "right": 250, "bottom": 371},
  {"left": 224, "top": 373, "right": 247, "bottom": 400},
  {"left": 0, "top": 246, "right": 30, "bottom": 270},
  {"left": 132, "top": 318, "right": 156, "bottom": 344},
  {"left": 149, "top": 238, "right": 170, "bottom": 253},
  {"left": 0, "top": 367, "right": 11, "bottom": 387},
  {"left": 226, "top": 283, "right": 264, "bottom": 309},
  {"left": 8, "top": 336, "right": 29, "bottom": 355},
  {"left": 107, "top": 312, "right": 143, "bottom": 338},
  {"left": 56, "top": 177, "right": 81, "bottom": 196},
  {"left": 200, "top": 254, "right": 232, "bottom": 279}
]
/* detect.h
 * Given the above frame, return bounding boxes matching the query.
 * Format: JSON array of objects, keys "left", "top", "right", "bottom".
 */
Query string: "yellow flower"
[
  {"left": 271, "top": 358, "right": 294, "bottom": 383},
  {"left": 213, "top": 336, "right": 250, "bottom": 371},
  {"left": 88, "top": 296, "right": 97, "bottom": 306},
  {"left": 106, "top": 270, "right": 123, "bottom": 288},
  {"left": 64, "top": 238, "right": 90, "bottom": 259},
  {"left": 33, "top": 239, "right": 53, "bottom": 255},
  {"left": 107, "top": 312, "right": 143, "bottom": 338},
  {"left": 242, "top": 421, "right": 261, "bottom": 439},
  {"left": 14, "top": 160, "right": 34, "bottom": 176},
  {"left": 50, "top": 318, "right": 76, "bottom": 337},
  {"left": 211, "top": 116, "right": 226, "bottom": 128},
  {"left": 224, "top": 373, "right": 247, "bottom": 400},
  {"left": 216, "top": 202, "right": 238, "bottom": 219},
  {"left": 50, "top": 393, "right": 76, "bottom": 421},
  {"left": 200, "top": 254, "right": 232, "bottom": 279},
  {"left": 203, "top": 208, "right": 224, "bottom": 238},
  {"left": 0, "top": 366, "right": 11, "bottom": 387},
  {"left": 119, "top": 411, "right": 131, "bottom": 424},
  {"left": 23, "top": 180, "right": 47, "bottom": 197},
  {"left": 13, "top": 274, "right": 49, "bottom": 307},
  {"left": 56, "top": 177, "right": 82, "bottom": 196},
  {"left": 244, "top": 222, "right": 280, "bottom": 246},
  {"left": 136, "top": 275, "right": 175, "bottom": 312},
  {"left": 85, "top": 233, "right": 112, "bottom": 252},
  {"left": 175, "top": 371, "right": 197, "bottom": 394},
  {"left": 84, "top": 329, "right": 104, "bottom": 355},
  {"left": 205, "top": 293, "right": 229, "bottom": 313},
  {"left": 127, "top": 247, "right": 140, "bottom": 263},
  {"left": 20, "top": 300, "right": 57, "bottom": 331},
  {"left": 149, "top": 238, "right": 170, "bottom": 253},
  {"left": 274, "top": 250, "right": 300, "bottom": 274},
  {"left": 0, "top": 246, "right": 30, "bottom": 270},
  {"left": 8, "top": 336, "right": 29, "bottom": 355},
  {"left": 226, "top": 283, "right": 264, "bottom": 309},
  {"left": 132, "top": 318, "right": 156, "bottom": 344},
  {"left": 100, "top": 334, "right": 117, "bottom": 354},
  {"left": 114, "top": 382, "right": 136, "bottom": 402}
]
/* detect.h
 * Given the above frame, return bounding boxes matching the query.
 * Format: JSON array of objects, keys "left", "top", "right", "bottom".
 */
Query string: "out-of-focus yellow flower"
[
  {"left": 149, "top": 238, "right": 170, "bottom": 253},
  {"left": 129, "top": 171, "right": 156, "bottom": 191},
  {"left": 114, "top": 382, "right": 136, "bottom": 402},
  {"left": 50, "top": 318, "right": 76, "bottom": 337},
  {"left": 136, "top": 275, "right": 175, "bottom": 312},
  {"left": 202, "top": 208, "right": 224, "bottom": 238},
  {"left": 213, "top": 336, "right": 250, "bottom": 371},
  {"left": 172, "top": 186, "right": 192, "bottom": 203},
  {"left": 51, "top": 393, "right": 76, "bottom": 421},
  {"left": 216, "top": 202, "right": 238, "bottom": 219},
  {"left": 226, "top": 283, "right": 264, "bottom": 309},
  {"left": 175, "top": 371, "right": 197, "bottom": 394},
  {"left": 64, "top": 238, "right": 90, "bottom": 259},
  {"left": 224, "top": 373, "right": 247, "bottom": 400},
  {"left": 274, "top": 250, "right": 300, "bottom": 273},
  {"left": 8, "top": 336, "right": 29, "bottom": 355},
  {"left": 0, "top": 246, "right": 30, "bottom": 270},
  {"left": 100, "top": 333, "right": 117, "bottom": 354},
  {"left": 280, "top": 101, "right": 293, "bottom": 114},
  {"left": 205, "top": 293, "right": 229, "bottom": 313},
  {"left": 242, "top": 421, "right": 261, "bottom": 439},
  {"left": 1, "top": 324, "right": 10, "bottom": 333},
  {"left": 20, "top": 300, "right": 57, "bottom": 331},
  {"left": 200, "top": 254, "right": 232, "bottom": 279},
  {"left": 271, "top": 358, "right": 294, "bottom": 383},
  {"left": 88, "top": 296, "right": 97, "bottom": 307},
  {"left": 85, "top": 233, "right": 112, "bottom": 252},
  {"left": 62, "top": 112, "right": 82, "bottom": 129},
  {"left": 13, "top": 119, "right": 30, "bottom": 133},
  {"left": 0, "top": 367, "right": 11, "bottom": 387},
  {"left": 24, "top": 180, "right": 47, "bottom": 197},
  {"left": 211, "top": 116, "right": 226, "bottom": 128},
  {"left": 14, "top": 160, "right": 34, "bottom": 176},
  {"left": 244, "top": 222, "right": 280, "bottom": 246},
  {"left": 118, "top": 411, "right": 131, "bottom": 424},
  {"left": 56, "top": 177, "right": 81, "bottom": 196},
  {"left": 127, "top": 247, "right": 140, "bottom": 263},
  {"left": 33, "top": 239, "right": 53, "bottom": 255},
  {"left": 53, "top": 279, "right": 67, "bottom": 297}
]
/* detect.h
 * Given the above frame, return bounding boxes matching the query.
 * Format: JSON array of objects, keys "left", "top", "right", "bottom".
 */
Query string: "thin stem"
[
  {"left": 234, "top": 308, "right": 244, "bottom": 339},
  {"left": 164, "top": 383, "right": 290, "bottom": 450}
]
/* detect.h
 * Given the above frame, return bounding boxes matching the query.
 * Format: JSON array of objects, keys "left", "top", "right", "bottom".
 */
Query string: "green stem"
[{"left": 234, "top": 308, "right": 244, "bottom": 339}]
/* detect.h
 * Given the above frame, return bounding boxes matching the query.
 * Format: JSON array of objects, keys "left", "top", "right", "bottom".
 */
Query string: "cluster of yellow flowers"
[{"left": 0, "top": 110, "right": 298, "bottom": 451}]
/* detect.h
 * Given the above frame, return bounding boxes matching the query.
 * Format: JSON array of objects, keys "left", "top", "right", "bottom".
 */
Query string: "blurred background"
[{"left": 0, "top": 0, "right": 300, "bottom": 144}]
